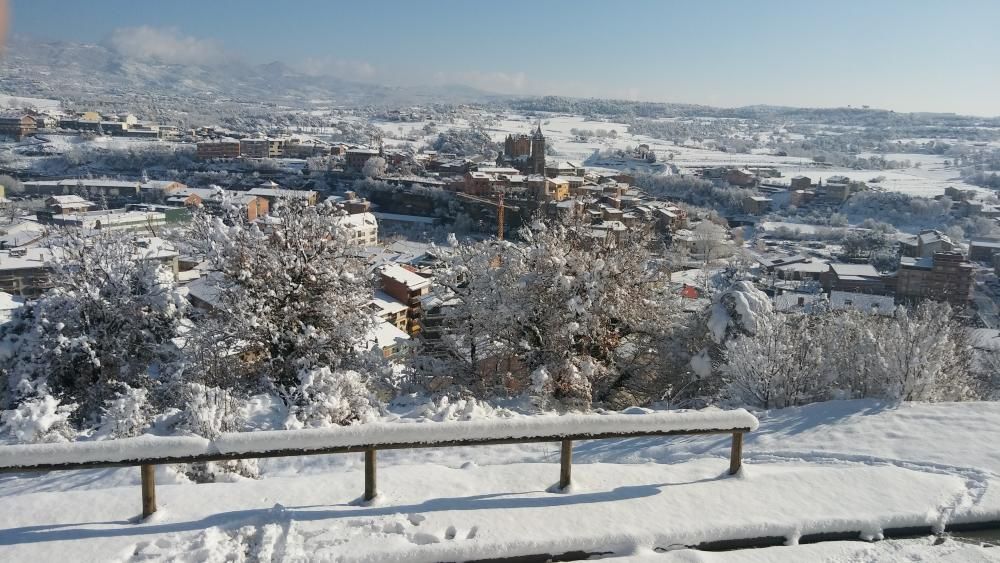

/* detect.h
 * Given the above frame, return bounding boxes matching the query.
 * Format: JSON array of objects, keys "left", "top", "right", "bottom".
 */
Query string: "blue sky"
[{"left": 8, "top": 0, "right": 1000, "bottom": 116}]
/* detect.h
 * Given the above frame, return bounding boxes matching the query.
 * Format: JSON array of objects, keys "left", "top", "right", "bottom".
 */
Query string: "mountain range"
[{"left": 0, "top": 35, "right": 505, "bottom": 110}]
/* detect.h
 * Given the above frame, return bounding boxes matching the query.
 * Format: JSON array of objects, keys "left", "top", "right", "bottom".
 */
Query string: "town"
[
  {"left": 4, "top": 102, "right": 1000, "bottom": 336},
  {"left": 2, "top": 4, "right": 1000, "bottom": 561}
]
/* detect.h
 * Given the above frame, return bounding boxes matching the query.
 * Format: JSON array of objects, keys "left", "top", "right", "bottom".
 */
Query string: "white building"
[
  {"left": 333, "top": 212, "right": 378, "bottom": 246},
  {"left": 368, "top": 319, "right": 410, "bottom": 359},
  {"left": 42, "top": 209, "right": 167, "bottom": 232}
]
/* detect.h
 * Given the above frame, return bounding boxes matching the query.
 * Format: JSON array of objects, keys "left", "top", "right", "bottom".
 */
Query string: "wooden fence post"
[
  {"left": 364, "top": 448, "right": 377, "bottom": 501},
  {"left": 729, "top": 432, "right": 743, "bottom": 475},
  {"left": 559, "top": 439, "right": 573, "bottom": 490},
  {"left": 140, "top": 464, "right": 157, "bottom": 519}
]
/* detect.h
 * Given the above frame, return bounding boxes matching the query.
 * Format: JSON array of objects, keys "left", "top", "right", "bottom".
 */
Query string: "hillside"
[{"left": 0, "top": 36, "right": 504, "bottom": 113}]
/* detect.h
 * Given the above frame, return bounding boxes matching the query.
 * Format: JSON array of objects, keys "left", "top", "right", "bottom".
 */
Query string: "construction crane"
[{"left": 496, "top": 191, "right": 505, "bottom": 240}]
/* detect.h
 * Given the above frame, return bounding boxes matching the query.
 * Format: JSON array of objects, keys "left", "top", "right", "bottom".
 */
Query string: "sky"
[{"left": 7, "top": 0, "right": 1000, "bottom": 116}]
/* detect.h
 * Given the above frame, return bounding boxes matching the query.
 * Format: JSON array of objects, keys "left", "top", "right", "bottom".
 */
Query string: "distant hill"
[{"left": 0, "top": 35, "right": 507, "bottom": 112}]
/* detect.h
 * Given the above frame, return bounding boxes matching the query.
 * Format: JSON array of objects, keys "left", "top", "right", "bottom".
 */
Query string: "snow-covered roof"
[
  {"left": 369, "top": 319, "right": 410, "bottom": 350},
  {"left": 0, "top": 221, "right": 46, "bottom": 248},
  {"left": 380, "top": 263, "right": 431, "bottom": 290},
  {"left": 0, "top": 246, "right": 58, "bottom": 271},
  {"left": 776, "top": 260, "right": 829, "bottom": 274},
  {"left": 247, "top": 188, "right": 317, "bottom": 199},
  {"left": 774, "top": 292, "right": 823, "bottom": 312},
  {"left": 900, "top": 256, "right": 934, "bottom": 270},
  {"left": 916, "top": 230, "right": 950, "bottom": 245},
  {"left": 756, "top": 254, "right": 809, "bottom": 268},
  {"left": 185, "top": 273, "right": 224, "bottom": 309},
  {"left": 332, "top": 212, "right": 377, "bottom": 229},
  {"left": 46, "top": 195, "right": 94, "bottom": 206},
  {"left": 173, "top": 187, "right": 221, "bottom": 200},
  {"left": 476, "top": 167, "right": 520, "bottom": 175},
  {"left": 50, "top": 209, "right": 167, "bottom": 228},
  {"left": 0, "top": 291, "right": 24, "bottom": 311},
  {"left": 223, "top": 192, "right": 258, "bottom": 205},
  {"left": 24, "top": 179, "right": 140, "bottom": 189},
  {"left": 971, "top": 239, "right": 1000, "bottom": 250},
  {"left": 829, "top": 291, "right": 895, "bottom": 315},
  {"left": 0, "top": 291, "right": 24, "bottom": 324},
  {"left": 829, "top": 263, "right": 880, "bottom": 278},
  {"left": 592, "top": 221, "right": 627, "bottom": 231},
  {"left": 140, "top": 180, "right": 184, "bottom": 191},
  {"left": 370, "top": 291, "right": 408, "bottom": 315},
  {"left": 372, "top": 212, "right": 435, "bottom": 225}
]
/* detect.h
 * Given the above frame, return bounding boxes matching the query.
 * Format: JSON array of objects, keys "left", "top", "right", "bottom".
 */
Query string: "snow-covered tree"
[
  {"left": 0, "top": 395, "right": 76, "bottom": 443},
  {"left": 361, "top": 156, "right": 387, "bottom": 178},
  {"left": 171, "top": 382, "right": 260, "bottom": 481},
  {"left": 185, "top": 200, "right": 376, "bottom": 393},
  {"left": 423, "top": 223, "right": 683, "bottom": 409},
  {"left": 285, "top": 367, "right": 376, "bottom": 428},
  {"left": 720, "top": 312, "right": 821, "bottom": 409},
  {"left": 707, "top": 281, "right": 772, "bottom": 345},
  {"left": 0, "top": 230, "right": 188, "bottom": 428},
  {"left": 875, "top": 302, "right": 972, "bottom": 401},
  {"left": 715, "top": 299, "right": 975, "bottom": 408},
  {"left": 692, "top": 221, "right": 731, "bottom": 262},
  {"left": 98, "top": 386, "right": 153, "bottom": 439}
]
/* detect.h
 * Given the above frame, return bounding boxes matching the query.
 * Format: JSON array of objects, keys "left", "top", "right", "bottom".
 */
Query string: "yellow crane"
[{"left": 497, "top": 191, "right": 505, "bottom": 241}]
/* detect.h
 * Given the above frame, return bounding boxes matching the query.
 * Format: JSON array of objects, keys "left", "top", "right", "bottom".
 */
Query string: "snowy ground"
[
  {"left": 1, "top": 400, "right": 999, "bottom": 561},
  {"left": 619, "top": 537, "right": 1000, "bottom": 562},
  {"left": 396, "top": 110, "right": 983, "bottom": 198}
]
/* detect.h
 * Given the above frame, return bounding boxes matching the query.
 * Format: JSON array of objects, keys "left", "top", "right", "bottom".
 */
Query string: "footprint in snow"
[{"left": 407, "top": 513, "right": 426, "bottom": 526}]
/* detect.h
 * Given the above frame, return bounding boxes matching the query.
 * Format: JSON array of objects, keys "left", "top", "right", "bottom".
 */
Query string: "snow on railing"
[{"left": 0, "top": 408, "right": 758, "bottom": 519}]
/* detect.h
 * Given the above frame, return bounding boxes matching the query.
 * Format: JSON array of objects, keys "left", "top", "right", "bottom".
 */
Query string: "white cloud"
[
  {"left": 296, "top": 57, "right": 377, "bottom": 81},
  {"left": 433, "top": 70, "right": 528, "bottom": 93},
  {"left": 107, "top": 26, "right": 228, "bottom": 65}
]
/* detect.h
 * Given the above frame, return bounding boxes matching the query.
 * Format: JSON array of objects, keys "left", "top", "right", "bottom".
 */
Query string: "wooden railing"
[{"left": 0, "top": 410, "right": 758, "bottom": 519}]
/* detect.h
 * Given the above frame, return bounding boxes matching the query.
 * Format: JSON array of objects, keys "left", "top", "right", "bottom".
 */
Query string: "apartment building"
[
  {"left": 0, "top": 247, "right": 54, "bottom": 298},
  {"left": 369, "top": 290, "right": 408, "bottom": 331},
  {"left": 897, "top": 251, "right": 973, "bottom": 306},
  {"left": 0, "top": 237, "right": 178, "bottom": 298},
  {"left": 379, "top": 263, "right": 431, "bottom": 334},
  {"left": 0, "top": 113, "right": 37, "bottom": 140},
  {"left": 346, "top": 148, "right": 381, "bottom": 171},
  {"left": 36, "top": 209, "right": 168, "bottom": 232},
  {"left": 23, "top": 179, "right": 142, "bottom": 199},
  {"left": 332, "top": 212, "right": 378, "bottom": 246},
  {"left": 196, "top": 138, "right": 241, "bottom": 159}
]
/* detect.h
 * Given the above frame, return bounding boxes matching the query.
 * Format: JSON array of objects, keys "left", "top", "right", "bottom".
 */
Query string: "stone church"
[{"left": 496, "top": 123, "right": 545, "bottom": 175}]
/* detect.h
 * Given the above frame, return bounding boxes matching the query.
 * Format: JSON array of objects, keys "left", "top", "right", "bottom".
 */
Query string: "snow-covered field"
[
  {"left": 1, "top": 400, "right": 999, "bottom": 561},
  {"left": 373, "top": 110, "right": 979, "bottom": 198},
  {"left": 0, "top": 94, "right": 61, "bottom": 112}
]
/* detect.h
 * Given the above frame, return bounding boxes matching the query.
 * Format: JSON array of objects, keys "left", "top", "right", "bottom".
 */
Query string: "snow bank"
[
  {"left": 0, "top": 460, "right": 976, "bottom": 563},
  {"left": 0, "top": 409, "right": 758, "bottom": 470}
]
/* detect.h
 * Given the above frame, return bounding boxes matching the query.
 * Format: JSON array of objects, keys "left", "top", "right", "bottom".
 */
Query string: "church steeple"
[
  {"left": 532, "top": 122, "right": 544, "bottom": 139},
  {"left": 530, "top": 122, "right": 546, "bottom": 175}
]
